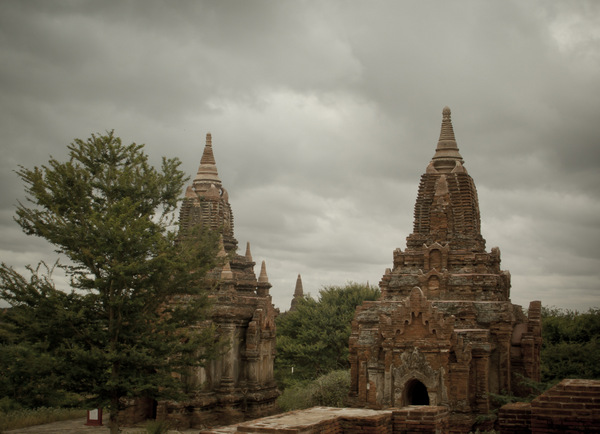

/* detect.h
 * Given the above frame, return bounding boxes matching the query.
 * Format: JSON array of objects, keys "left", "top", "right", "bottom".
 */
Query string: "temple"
[
  {"left": 348, "top": 107, "right": 542, "bottom": 431},
  {"left": 163, "top": 134, "right": 279, "bottom": 427},
  {"left": 289, "top": 274, "right": 304, "bottom": 311}
]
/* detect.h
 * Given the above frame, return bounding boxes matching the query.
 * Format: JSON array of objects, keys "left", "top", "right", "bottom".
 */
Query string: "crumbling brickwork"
[
  {"left": 498, "top": 401, "right": 532, "bottom": 434},
  {"left": 497, "top": 379, "right": 600, "bottom": 433},
  {"left": 530, "top": 379, "right": 600, "bottom": 433},
  {"left": 348, "top": 107, "right": 542, "bottom": 431}
]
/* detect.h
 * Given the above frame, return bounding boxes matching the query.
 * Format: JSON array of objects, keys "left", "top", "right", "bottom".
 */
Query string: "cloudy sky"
[{"left": 1, "top": 1, "right": 599, "bottom": 312}]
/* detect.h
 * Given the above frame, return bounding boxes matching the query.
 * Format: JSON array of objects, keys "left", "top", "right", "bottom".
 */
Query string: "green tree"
[
  {"left": 1, "top": 131, "right": 221, "bottom": 434},
  {"left": 0, "top": 263, "right": 85, "bottom": 408},
  {"left": 541, "top": 306, "right": 600, "bottom": 383},
  {"left": 275, "top": 282, "right": 379, "bottom": 387}
]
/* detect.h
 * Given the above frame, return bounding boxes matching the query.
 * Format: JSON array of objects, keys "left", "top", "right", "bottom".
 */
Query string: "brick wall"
[
  {"left": 201, "top": 407, "right": 452, "bottom": 434},
  {"left": 392, "top": 406, "right": 449, "bottom": 434},
  {"left": 497, "top": 379, "right": 600, "bottom": 434},
  {"left": 497, "top": 401, "right": 531, "bottom": 434},
  {"left": 530, "top": 379, "right": 600, "bottom": 433}
]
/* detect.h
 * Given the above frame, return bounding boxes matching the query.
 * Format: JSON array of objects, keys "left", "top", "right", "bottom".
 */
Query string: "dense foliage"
[
  {"left": 541, "top": 306, "right": 600, "bottom": 383},
  {"left": 275, "top": 282, "right": 379, "bottom": 387},
  {"left": 277, "top": 370, "right": 351, "bottom": 412},
  {"left": 0, "top": 132, "right": 220, "bottom": 433}
]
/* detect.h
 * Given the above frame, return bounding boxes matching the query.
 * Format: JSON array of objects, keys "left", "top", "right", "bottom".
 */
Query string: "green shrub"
[
  {"left": 0, "top": 396, "right": 22, "bottom": 413},
  {"left": 541, "top": 307, "right": 600, "bottom": 382},
  {"left": 277, "top": 379, "right": 313, "bottom": 411},
  {"left": 144, "top": 418, "right": 172, "bottom": 434},
  {"left": 310, "top": 370, "right": 351, "bottom": 407},
  {"left": 277, "top": 370, "right": 351, "bottom": 412}
]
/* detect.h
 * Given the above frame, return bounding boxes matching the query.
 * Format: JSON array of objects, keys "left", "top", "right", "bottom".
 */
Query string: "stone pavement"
[{"left": 3, "top": 416, "right": 200, "bottom": 434}]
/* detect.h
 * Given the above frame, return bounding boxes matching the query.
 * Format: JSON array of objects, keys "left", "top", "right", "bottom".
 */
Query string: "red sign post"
[{"left": 85, "top": 408, "right": 103, "bottom": 426}]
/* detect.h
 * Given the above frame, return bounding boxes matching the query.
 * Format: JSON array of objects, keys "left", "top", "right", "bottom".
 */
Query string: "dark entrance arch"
[{"left": 405, "top": 379, "right": 430, "bottom": 405}]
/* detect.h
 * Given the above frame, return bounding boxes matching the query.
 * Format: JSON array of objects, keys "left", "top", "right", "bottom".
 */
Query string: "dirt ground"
[{"left": 3, "top": 415, "right": 201, "bottom": 434}]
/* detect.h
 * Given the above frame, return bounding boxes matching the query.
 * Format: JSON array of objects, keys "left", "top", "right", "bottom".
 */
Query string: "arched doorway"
[{"left": 404, "top": 379, "right": 430, "bottom": 405}]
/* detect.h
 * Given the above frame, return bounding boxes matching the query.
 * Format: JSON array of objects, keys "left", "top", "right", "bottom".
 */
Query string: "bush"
[
  {"left": 0, "top": 396, "right": 22, "bottom": 413},
  {"left": 144, "top": 419, "right": 172, "bottom": 434},
  {"left": 541, "top": 307, "right": 600, "bottom": 382},
  {"left": 277, "top": 370, "right": 351, "bottom": 412},
  {"left": 310, "top": 370, "right": 351, "bottom": 407},
  {"left": 277, "top": 380, "right": 314, "bottom": 411}
]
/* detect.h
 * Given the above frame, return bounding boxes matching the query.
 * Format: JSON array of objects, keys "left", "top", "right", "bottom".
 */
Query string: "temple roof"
[
  {"left": 408, "top": 107, "right": 483, "bottom": 250},
  {"left": 179, "top": 133, "right": 237, "bottom": 251}
]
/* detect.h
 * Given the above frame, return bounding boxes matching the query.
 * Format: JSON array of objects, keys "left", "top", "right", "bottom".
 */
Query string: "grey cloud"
[{"left": 1, "top": 0, "right": 599, "bottom": 312}]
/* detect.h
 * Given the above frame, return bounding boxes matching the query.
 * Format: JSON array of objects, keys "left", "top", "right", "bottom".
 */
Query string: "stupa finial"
[
  {"left": 194, "top": 132, "right": 221, "bottom": 187},
  {"left": 245, "top": 242, "right": 253, "bottom": 262},
  {"left": 258, "top": 260, "right": 269, "bottom": 284},
  {"left": 431, "top": 106, "right": 463, "bottom": 172}
]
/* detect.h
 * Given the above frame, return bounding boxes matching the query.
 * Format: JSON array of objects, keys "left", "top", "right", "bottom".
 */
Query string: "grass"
[
  {"left": 144, "top": 419, "right": 172, "bottom": 434},
  {"left": 0, "top": 407, "right": 87, "bottom": 432}
]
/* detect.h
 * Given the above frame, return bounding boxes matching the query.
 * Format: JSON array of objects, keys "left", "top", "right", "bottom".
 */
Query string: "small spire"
[
  {"left": 184, "top": 185, "right": 196, "bottom": 198},
  {"left": 194, "top": 133, "right": 221, "bottom": 187},
  {"left": 431, "top": 106, "right": 463, "bottom": 172},
  {"left": 200, "top": 133, "right": 216, "bottom": 165},
  {"left": 206, "top": 183, "right": 220, "bottom": 198},
  {"left": 258, "top": 260, "right": 269, "bottom": 283},
  {"left": 439, "top": 107, "right": 456, "bottom": 143},
  {"left": 290, "top": 274, "right": 304, "bottom": 311},
  {"left": 294, "top": 274, "right": 304, "bottom": 297},
  {"left": 245, "top": 242, "right": 253, "bottom": 262},
  {"left": 451, "top": 160, "right": 467, "bottom": 174},
  {"left": 221, "top": 260, "right": 233, "bottom": 281}
]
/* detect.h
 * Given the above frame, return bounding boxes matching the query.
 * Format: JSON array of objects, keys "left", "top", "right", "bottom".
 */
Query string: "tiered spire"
[
  {"left": 294, "top": 274, "right": 304, "bottom": 297},
  {"left": 194, "top": 133, "right": 222, "bottom": 189},
  {"left": 257, "top": 260, "right": 271, "bottom": 296},
  {"left": 258, "top": 261, "right": 269, "bottom": 284},
  {"left": 245, "top": 242, "right": 253, "bottom": 262},
  {"left": 179, "top": 133, "right": 237, "bottom": 251},
  {"left": 431, "top": 106, "right": 463, "bottom": 173},
  {"left": 408, "top": 107, "right": 483, "bottom": 250},
  {"left": 290, "top": 274, "right": 304, "bottom": 311}
]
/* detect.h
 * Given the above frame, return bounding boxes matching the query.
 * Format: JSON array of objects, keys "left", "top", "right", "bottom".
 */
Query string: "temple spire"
[
  {"left": 258, "top": 261, "right": 269, "bottom": 284},
  {"left": 431, "top": 106, "right": 463, "bottom": 172},
  {"left": 290, "top": 274, "right": 304, "bottom": 311},
  {"left": 294, "top": 274, "right": 304, "bottom": 297},
  {"left": 194, "top": 133, "right": 221, "bottom": 188},
  {"left": 245, "top": 242, "right": 253, "bottom": 262},
  {"left": 409, "top": 107, "right": 483, "bottom": 250}
]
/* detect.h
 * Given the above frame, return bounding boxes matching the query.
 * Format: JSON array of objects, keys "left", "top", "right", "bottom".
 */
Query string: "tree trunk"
[{"left": 109, "top": 394, "right": 119, "bottom": 434}]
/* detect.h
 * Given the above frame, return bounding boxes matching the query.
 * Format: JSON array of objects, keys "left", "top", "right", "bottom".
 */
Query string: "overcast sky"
[{"left": 1, "top": 1, "right": 599, "bottom": 312}]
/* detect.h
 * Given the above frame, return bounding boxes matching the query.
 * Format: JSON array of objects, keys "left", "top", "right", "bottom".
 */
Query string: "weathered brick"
[{"left": 348, "top": 108, "right": 541, "bottom": 433}]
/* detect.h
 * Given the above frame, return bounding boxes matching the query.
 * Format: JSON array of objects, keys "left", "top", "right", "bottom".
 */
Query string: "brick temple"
[
  {"left": 347, "top": 107, "right": 542, "bottom": 431},
  {"left": 160, "top": 134, "right": 280, "bottom": 427}
]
